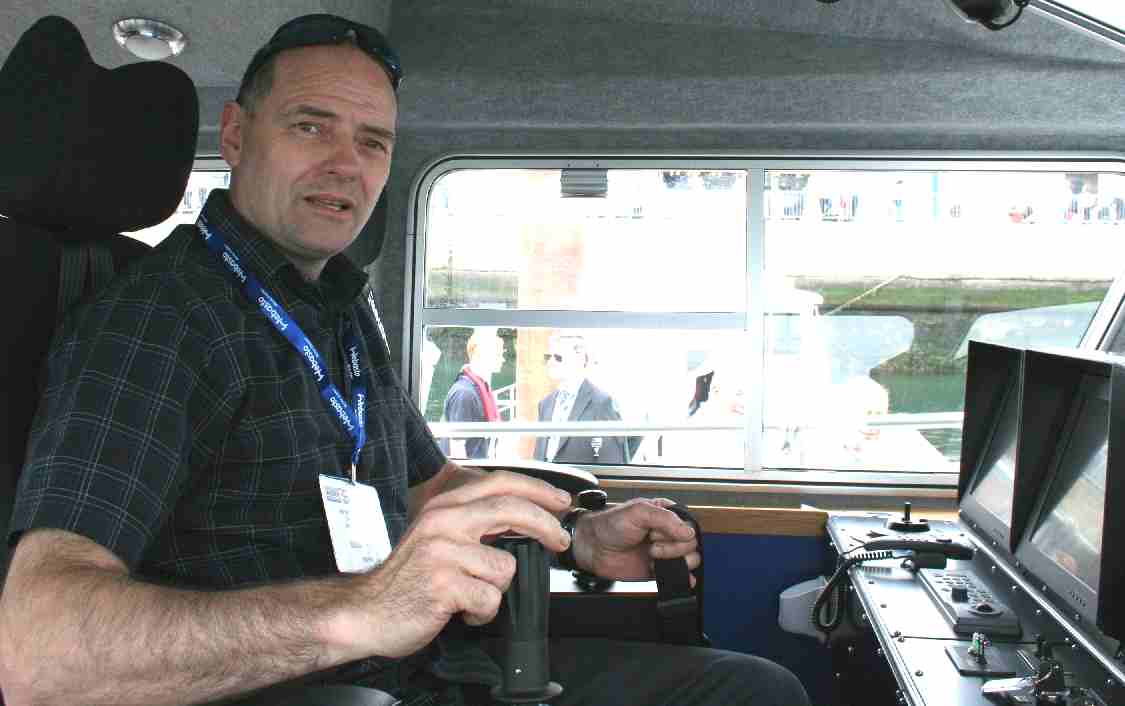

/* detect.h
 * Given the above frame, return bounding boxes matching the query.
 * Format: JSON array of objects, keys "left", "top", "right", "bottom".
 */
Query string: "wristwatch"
[
  {"left": 557, "top": 507, "right": 588, "bottom": 571},
  {"left": 557, "top": 488, "right": 609, "bottom": 576}
]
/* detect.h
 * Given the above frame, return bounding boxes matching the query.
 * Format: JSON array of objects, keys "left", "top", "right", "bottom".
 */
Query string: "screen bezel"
[
  {"left": 959, "top": 364, "right": 1020, "bottom": 550},
  {"left": 958, "top": 342, "right": 1023, "bottom": 553},
  {"left": 1014, "top": 370, "right": 1110, "bottom": 630}
]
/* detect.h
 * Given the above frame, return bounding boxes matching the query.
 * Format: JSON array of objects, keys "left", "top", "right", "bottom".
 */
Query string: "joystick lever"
[
  {"left": 886, "top": 501, "right": 931, "bottom": 533},
  {"left": 491, "top": 535, "right": 563, "bottom": 705}
]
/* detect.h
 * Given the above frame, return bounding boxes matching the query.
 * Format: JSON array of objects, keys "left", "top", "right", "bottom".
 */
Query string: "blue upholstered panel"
[{"left": 703, "top": 533, "right": 837, "bottom": 706}]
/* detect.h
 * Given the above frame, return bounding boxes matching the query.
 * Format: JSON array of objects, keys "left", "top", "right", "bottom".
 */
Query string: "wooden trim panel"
[
  {"left": 686, "top": 505, "right": 828, "bottom": 537},
  {"left": 600, "top": 478, "right": 957, "bottom": 501}
]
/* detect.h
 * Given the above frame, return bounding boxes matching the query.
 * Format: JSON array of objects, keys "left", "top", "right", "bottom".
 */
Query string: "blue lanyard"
[{"left": 197, "top": 216, "right": 367, "bottom": 482}]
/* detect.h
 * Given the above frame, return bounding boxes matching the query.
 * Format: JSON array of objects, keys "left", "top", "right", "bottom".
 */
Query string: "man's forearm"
[{"left": 2, "top": 564, "right": 355, "bottom": 706}]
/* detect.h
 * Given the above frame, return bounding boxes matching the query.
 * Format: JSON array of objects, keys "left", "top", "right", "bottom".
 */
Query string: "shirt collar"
[
  {"left": 558, "top": 378, "right": 585, "bottom": 399},
  {"left": 199, "top": 189, "right": 369, "bottom": 310}
]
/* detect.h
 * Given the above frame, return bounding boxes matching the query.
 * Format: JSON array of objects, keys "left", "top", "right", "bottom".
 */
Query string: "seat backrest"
[{"left": 0, "top": 16, "right": 199, "bottom": 581}]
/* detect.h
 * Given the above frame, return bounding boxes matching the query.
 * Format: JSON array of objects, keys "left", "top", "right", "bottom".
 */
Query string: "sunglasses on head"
[
  {"left": 543, "top": 353, "right": 565, "bottom": 363},
  {"left": 241, "top": 14, "right": 403, "bottom": 97}
]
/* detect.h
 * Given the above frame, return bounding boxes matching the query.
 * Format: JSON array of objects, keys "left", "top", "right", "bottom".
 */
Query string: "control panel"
[
  {"left": 825, "top": 508, "right": 1125, "bottom": 706},
  {"left": 918, "top": 569, "right": 1021, "bottom": 637}
]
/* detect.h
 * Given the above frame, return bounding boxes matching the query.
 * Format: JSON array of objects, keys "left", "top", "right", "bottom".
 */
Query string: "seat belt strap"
[
  {"left": 653, "top": 503, "right": 709, "bottom": 646},
  {"left": 87, "top": 243, "right": 115, "bottom": 293},
  {"left": 57, "top": 242, "right": 119, "bottom": 316},
  {"left": 57, "top": 244, "right": 89, "bottom": 315},
  {"left": 57, "top": 239, "right": 118, "bottom": 317}
]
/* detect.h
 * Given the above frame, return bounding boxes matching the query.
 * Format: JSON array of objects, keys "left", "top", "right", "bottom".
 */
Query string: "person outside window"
[
  {"left": 0, "top": 15, "right": 808, "bottom": 706},
  {"left": 661, "top": 354, "right": 748, "bottom": 468},
  {"left": 534, "top": 334, "right": 637, "bottom": 465},
  {"left": 440, "top": 328, "right": 504, "bottom": 459},
  {"left": 827, "top": 376, "right": 948, "bottom": 471}
]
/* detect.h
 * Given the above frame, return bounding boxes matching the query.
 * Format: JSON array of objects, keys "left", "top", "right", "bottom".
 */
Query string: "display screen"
[
  {"left": 969, "top": 382, "right": 1019, "bottom": 526},
  {"left": 1029, "top": 388, "right": 1108, "bottom": 592}
]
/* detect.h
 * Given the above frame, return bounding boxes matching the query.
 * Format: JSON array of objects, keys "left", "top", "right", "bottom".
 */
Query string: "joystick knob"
[{"left": 885, "top": 501, "right": 931, "bottom": 533}]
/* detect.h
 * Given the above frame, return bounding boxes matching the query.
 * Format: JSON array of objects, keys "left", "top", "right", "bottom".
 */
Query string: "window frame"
[
  {"left": 405, "top": 152, "right": 1125, "bottom": 487},
  {"left": 123, "top": 156, "right": 231, "bottom": 245}
]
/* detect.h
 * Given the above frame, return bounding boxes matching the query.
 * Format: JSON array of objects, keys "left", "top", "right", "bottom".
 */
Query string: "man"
[
  {"left": 0, "top": 15, "right": 808, "bottom": 706},
  {"left": 535, "top": 335, "right": 636, "bottom": 465},
  {"left": 440, "top": 328, "right": 504, "bottom": 459}
]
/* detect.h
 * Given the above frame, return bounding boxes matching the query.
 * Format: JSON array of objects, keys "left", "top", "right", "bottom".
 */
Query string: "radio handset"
[{"left": 864, "top": 537, "right": 975, "bottom": 561}]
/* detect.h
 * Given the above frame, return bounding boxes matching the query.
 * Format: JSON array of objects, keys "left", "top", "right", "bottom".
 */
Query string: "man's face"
[
  {"left": 220, "top": 44, "right": 397, "bottom": 277},
  {"left": 472, "top": 336, "right": 505, "bottom": 378},
  {"left": 546, "top": 341, "right": 584, "bottom": 384},
  {"left": 710, "top": 374, "right": 746, "bottom": 416}
]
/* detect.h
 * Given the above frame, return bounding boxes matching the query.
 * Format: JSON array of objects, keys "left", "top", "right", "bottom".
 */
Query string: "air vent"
[{"left": 561, "top": 169, "right": 608, "bottom": 198}]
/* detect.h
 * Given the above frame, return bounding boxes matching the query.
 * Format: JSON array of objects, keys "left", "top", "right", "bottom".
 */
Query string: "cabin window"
[
  {"left": 411, "top": 159, "right": 1125, "bottom": 481},
  {"left": 125, "top": 165, "right": 231, "bottom": 246}
]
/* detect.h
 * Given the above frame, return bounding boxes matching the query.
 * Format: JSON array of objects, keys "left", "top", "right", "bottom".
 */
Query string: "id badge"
[{"left": 319, "top": 474, "right": 393, "bottom": 573}]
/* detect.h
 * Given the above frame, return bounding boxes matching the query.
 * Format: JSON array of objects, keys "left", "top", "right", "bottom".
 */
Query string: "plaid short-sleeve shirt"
[{"left": 11, "top": 189, "right": 447, "bottom": 589}]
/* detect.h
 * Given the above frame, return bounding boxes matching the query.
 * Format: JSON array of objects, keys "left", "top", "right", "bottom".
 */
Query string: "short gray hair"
[{"left": 236, "top": 35, "right": 362, "bottom": 114}]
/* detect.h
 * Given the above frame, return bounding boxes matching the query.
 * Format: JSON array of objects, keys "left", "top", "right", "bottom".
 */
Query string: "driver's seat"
[
  {"left": 0, "top": 15, "right": 198, "bottom": 582},
  {"left": 0, "top": 14, "right": 196, "bottom": 705}
]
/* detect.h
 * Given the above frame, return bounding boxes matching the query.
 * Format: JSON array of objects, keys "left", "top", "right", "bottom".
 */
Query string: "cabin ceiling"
[
  {"left": 4, "top": 1, "right": 1121, "bottom": 77},
  {"left": 1, "top": 0, "right": 1123, "bottom": 152},
  {"left": 394, "top": 1, "right": 1125, "bottom": 132}
]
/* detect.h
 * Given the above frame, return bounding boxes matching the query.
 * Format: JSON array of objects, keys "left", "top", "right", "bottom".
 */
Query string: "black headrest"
[{"left": 0, "top": 16, "right": 199, "bottom": 239}]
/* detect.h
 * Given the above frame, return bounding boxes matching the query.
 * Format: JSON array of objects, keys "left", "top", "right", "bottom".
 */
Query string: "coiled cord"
[{"left": 811, "top": 550, "right": 894, "bottom": 638}]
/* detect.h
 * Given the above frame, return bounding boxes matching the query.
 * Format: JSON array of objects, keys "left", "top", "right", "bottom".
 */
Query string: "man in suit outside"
[{"left": 534, "top": 334, "right": 634, "bottom": 464}]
